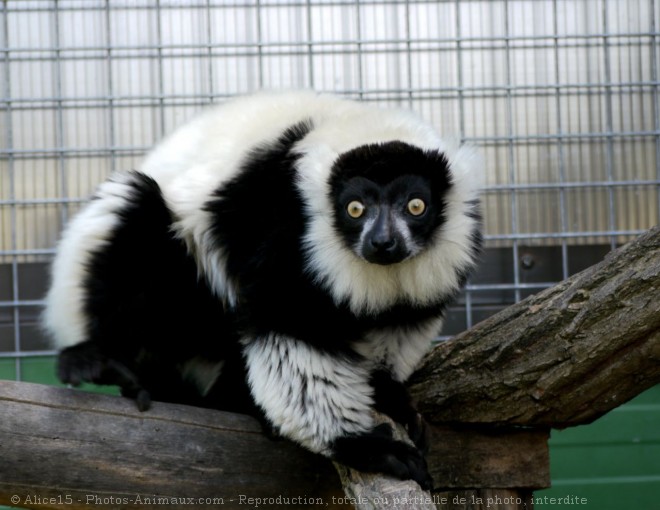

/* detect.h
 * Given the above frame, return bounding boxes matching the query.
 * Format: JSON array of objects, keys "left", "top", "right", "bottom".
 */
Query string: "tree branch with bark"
[{"left": 0, "top": 226, "right": 658, "bottom": 510}]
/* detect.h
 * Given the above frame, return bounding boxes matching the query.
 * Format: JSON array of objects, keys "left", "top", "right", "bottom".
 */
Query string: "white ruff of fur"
[
  {"left": 296, "top": 135, "right": 483, "bottom": 316},
  {"left": 352, "top": 316, "right": 445, "bottom": 382},
  {"left": 243, "top": 334, "right": 374, "bottom": 455},
  {"left": 42, "top": 173, "right": 141, "bottom": 348}
]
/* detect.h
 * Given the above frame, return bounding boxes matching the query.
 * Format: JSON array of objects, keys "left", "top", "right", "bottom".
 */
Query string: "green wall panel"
[
  {"left": 1, "top": 356, "right": 120, "bottom": 395},
  {"left": 537, "top": 385, "right": 660, "bottom": 510}
]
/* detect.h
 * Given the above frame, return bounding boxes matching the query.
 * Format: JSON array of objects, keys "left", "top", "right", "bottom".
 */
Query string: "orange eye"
[
  {"left": 347, "top": 201, "right": 365, "bottom": 219},
  {"left": 407, "top": 198, "right": 426, "bottom": 216}
]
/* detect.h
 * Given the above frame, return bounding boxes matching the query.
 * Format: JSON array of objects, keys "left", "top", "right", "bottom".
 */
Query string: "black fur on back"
[{"left": 79, "top": 172, "right": 250, "bottom": 409}]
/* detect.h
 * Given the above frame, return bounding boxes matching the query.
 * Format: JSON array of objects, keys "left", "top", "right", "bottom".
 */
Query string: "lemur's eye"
[
  {"left": 407, "top": 198, "right": 426, "bottom": 216},
  {"left": 347, "top": 200, "right": 365, "bottom": 219}
]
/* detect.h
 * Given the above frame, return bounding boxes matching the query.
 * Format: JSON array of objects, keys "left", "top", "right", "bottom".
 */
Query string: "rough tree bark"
[
  {"left": 409, "top": 225, "right": 660, "bottom": 428},
  {"left": 0, "top": 226, "right": 658, "bottom": 510}
]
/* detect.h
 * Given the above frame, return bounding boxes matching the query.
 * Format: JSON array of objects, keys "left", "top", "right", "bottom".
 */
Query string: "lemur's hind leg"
[{"left": 58, "top": 341, "right": 151, "bottom": 411}]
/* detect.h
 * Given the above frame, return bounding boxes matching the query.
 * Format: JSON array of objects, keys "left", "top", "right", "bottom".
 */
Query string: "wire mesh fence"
[{"left": 1, "top": 0, "right": 659, "bottom": 380}]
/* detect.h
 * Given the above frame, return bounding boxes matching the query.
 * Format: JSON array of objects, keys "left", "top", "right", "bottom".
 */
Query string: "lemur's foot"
[
  {"left": 58, "top": 341, "right": 152, "bottom": 411},
  {"left": 331, "top": 423, "right": 433, "bottom": 490}
]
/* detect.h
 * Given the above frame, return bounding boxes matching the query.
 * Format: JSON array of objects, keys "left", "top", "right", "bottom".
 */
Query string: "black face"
[{"left": 329, "top": 141, "right": 453, "bottom": 266}]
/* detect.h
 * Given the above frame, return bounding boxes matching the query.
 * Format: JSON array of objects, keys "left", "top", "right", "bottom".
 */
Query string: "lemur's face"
[{"left": 329, "top": 141, "right": 452, "bottom": 266}]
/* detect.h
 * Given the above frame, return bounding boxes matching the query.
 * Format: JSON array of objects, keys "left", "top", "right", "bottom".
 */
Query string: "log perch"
[
  {"left": 0, "top": 381, "right": 547, "bottom": 509},
  {"left": 0, "top": 226, "right": 658, "bottom": 509},
  {"left": 409, "top": 225, "right": 660, "bottom": 428}
]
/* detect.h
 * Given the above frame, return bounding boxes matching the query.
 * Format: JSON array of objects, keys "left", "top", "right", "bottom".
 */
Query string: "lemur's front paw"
[
  {"left": 58, "top": 342, "right": 151, "bottom": 411},
  {"left": 330, "top": 424, "right": 433, "bottom": 490}
]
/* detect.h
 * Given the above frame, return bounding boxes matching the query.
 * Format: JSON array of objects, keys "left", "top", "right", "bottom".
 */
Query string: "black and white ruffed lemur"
[{"left": 43, "top": 90, "right": 483, "bottom": 489}]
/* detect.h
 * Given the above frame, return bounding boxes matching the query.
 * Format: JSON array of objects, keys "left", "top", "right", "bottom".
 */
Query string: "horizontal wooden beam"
[
  {"left": 427, "top": 426, "right": 549, "bottom": 491},
  {"left": 0, "top": 381, "right": 548, "bottom": 510},
  {"left": 0, "top": 380, "right": 345, "bottom": 510}
]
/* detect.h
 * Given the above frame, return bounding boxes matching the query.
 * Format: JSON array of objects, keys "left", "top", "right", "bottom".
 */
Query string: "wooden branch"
[
  {"left": 0, "top": 381, "right": 547, "bottom": 510},
  {"left": 334, "top": 461, "right": 438, "bottom": 510},
  {"left": 1, "top": 227, "right": 657, "bottom": 509},
  {"left": 328, "top": 418, "right": 550, "bottom": 509},
  {"left": 410, "top": 225, "right": 660, "bottom": 428},
  {"left": 331, "top": 420, "right": 550, "bottom": 510},
  {"left": 0, "top": 381, "right": 346, "bottom": 510}
]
